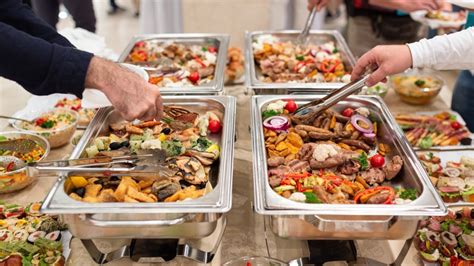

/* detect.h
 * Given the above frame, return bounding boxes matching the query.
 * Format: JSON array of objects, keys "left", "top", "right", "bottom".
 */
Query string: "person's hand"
[
  {"left": 85, "top": 56, "right": 163, "bottom": 121},
  {"left": 307, "top": 0, "right": 329, "bottom": 11},
  {"left": 396, "top": 0, "right": 444, "bottom": 12},
  {"left": 351, "top": 45, "right": 413, "bottom": 86}
]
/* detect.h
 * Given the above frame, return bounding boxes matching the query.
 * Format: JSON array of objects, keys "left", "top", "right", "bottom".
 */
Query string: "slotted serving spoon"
[
  {"left": 0, "top": 115, "right": 33, "bottom": 123},
  {"left": 0, "top": 138, "right": 39, "bottom": 154}
]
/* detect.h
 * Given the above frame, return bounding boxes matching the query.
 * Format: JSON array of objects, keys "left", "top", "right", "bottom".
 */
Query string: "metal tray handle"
[
  {"left": 307, "top": 215, "right": 397, "bottom": 233},
  {"left": 83, "top": 214, "right": 194, "bottom": 227}
]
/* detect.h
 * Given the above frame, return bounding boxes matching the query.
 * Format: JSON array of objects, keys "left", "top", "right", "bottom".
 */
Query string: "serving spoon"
[{"left": 0, "top": 115, "right": 33, "bottom": 123}]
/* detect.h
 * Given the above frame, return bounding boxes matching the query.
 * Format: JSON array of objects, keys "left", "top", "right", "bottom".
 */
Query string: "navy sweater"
[{"left": 0, "top": 0, "right": 93, "bottom": 97}]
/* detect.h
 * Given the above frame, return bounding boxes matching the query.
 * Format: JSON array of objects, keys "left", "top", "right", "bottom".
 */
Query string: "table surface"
[{"left": 0, "top": 86, "right": 451, "bottom": 265}]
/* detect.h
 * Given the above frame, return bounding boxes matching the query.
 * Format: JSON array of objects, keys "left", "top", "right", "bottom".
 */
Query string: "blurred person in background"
[
  {"left": 31, "top": 0, "right": 96, "bottom": 33},
  {"left": 1, "top": 0, "right": 162, "bottom": 121},
  {"left": 309, "top": 0, "right": 444, "bottom": 57}
]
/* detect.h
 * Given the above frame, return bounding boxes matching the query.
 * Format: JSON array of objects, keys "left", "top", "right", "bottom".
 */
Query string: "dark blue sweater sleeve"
[
  {"left": 0, "top": 0, "right": 94, "bottom": 97},
  {"left": 0, "top": 0, "right": 73, "bottom": 47}
]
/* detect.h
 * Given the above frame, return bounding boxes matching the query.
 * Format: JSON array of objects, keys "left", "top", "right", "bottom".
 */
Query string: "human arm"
[
  {"left": 368, "top": 0, "right": 443, "bottom": 12},
  {"left": 307, "top": 0, "right": 330, "bottom": 11},
  {"left": 0, "top": 0, "right": 73, "bottom": 47},
  {"left": 351, "top": 27, "right": 474, "bottom": 86}
]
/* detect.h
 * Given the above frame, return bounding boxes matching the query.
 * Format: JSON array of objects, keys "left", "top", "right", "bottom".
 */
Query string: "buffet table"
[{"left": 0, "top": 85, "right": 451, "bottom": 265}]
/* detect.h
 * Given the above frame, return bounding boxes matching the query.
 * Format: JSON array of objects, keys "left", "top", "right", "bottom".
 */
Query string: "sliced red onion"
[
  {"left": 263, "top": 116, "right": 290, "bottom": 131},
  {"left": 174, "top": 70, "right": 186, "bottom": 80},
  {"left": 310, "top": 49, "right": 317, "bottom": 57},
  {"left": 363, "top": 132, "right": 376, "bottom": 139},
  {"left": 351, "top": 114, "right": 373, "bottom": 134}
]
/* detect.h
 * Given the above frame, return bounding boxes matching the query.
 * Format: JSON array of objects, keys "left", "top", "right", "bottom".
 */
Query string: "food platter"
[
  {"left": 410, "top": 10, "right": 466, "bottom": 29},
  {"left": 118, "top": 34, "right": 230, "bottom": 95},
  {"left": 245, "top": 30, "right": 356, "bottom": 94},
  {"left": 40, "top": 96, "right": 236, "bottom": 239},
  {"left": 417, "top": 147, "right": 474, "bottom": 207},
  {"left": 252, "top": 95, "right": 446, "bottom": 240}
]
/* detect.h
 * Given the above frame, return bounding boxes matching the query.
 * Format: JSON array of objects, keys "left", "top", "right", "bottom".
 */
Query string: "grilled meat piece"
[
  {"left": 197, "top": 66, "right": 215, "bottom": 78},
  {"left": 268, "top": 156, "right": 285, "bottom": 167},
  {"left": 298, "top": 143, "right": 317, "bottom": 161},
  {"left": 268, "top": 165, "right": 291, "bottom": 178},
  {"left": 339, "top": 159, "right": 361, "bottom": 175},
  {"left": 269, "top": 176, "right": 282, "bottom": 188},
  {"left": 310, "top": 154, "right": 345, "bottom": 169},
  {"left": 308, "top": 131, "right": 336, "bottom": 140},
  {"left": 360, "top": 168, "right": 386, "bottom": 185},
  {"left": 366, "top": 190, "right": 391, "bottom": 204},
  {"left": 340, "top": 139, "right": 371, "bottom": 152},
  {"left": 383, "top": 155, "right": 403, "bottom": 180},
  {"left": 313, "top": 185, "right": 330, "bottom": 203},
  {"left": 287, "top": 159, "right": 310, "bottom": 172}
]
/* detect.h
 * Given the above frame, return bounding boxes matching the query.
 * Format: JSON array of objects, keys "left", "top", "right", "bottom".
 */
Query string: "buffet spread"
[{"left": 1, "top": 30, "right": 473, "bottom": 266}]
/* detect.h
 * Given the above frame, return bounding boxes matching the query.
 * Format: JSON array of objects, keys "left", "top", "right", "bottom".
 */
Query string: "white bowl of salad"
[{"left": 13, "top": 108, "right": 79, "bottom": 148}]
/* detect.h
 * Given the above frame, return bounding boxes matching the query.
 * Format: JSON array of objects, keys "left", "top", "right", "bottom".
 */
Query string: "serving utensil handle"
[
  {"left": 83, "top": 214, "right": 193, "bottom": 227},
  {"left": 297, "top": 6, "right": 317, "bottom": 44}
]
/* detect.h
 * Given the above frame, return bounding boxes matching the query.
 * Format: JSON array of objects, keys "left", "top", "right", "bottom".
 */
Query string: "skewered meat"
[{"left": 383, "top": 155, "right": 403, "bottom": 180}]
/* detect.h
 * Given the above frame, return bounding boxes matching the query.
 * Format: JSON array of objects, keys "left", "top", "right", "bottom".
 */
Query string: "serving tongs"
[
  {"left": 296, "top": 6, "right": 317, "bottom": 45},
  {"left": 292, "top": 75, "right": 370, "bottom": 124},
  {"left": 1, "top": 150, "right": 175, "bottom": 181}
]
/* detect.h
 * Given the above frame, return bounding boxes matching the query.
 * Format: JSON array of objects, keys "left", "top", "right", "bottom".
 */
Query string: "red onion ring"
[
  {"left": 351, "top": 114, "right": 373, "bottom": 134},
  {"left": 363, "top": 132, "right": 376, "bottom": 139},
  {"left": 263, "top": 116, "right": 289, "bottom": 131}
]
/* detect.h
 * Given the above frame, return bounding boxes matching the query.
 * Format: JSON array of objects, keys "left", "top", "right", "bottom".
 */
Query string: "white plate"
[
  {"left": 410, "top": 10, "right": 466, "bottom": 29},
  {"left": 447, "top": 0, "right": 474, "bottom": 9}
]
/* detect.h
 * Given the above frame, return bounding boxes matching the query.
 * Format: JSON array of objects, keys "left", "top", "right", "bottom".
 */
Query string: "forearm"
[
  {"left": 0, "top": 22, "right": 93, "bottom": 97},
  {"left": 407, "top": 27, "right": 474, "bottom": 70},
  {"left": 368, "top": 0, "right": 400, "bottom": 11}
]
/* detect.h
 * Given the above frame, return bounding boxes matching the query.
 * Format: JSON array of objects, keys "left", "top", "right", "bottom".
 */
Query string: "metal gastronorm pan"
[
  {"left": 118, "top": 34, "right": 229, "bottom": 95},
  {"left": 245, "top": 30, "right": 356, "bottom": 94},
  {"left": 41, "top": 96, "right": 236, "bottom": 239},
  {"left": 251, "top": 95, "right": 446, "bottom": 239}
]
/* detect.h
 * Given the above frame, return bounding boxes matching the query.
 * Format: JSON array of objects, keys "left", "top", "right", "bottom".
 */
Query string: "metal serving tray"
[
  {"left": 245, "top": 30, "right": 356, "bottom": 95},
  {"left": 118, "top": 34, "right": 230, "bottom": 95},
  {"left": 251, "top": 95, "right": 446, "bottom": 240},
  {"left": 41, "top": 96, "right": 236, "bottom": 239}
]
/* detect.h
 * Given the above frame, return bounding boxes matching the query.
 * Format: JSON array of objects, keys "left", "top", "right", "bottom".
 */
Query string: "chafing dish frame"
[
  {"left": 118, "top": 33, "right": 230, "bottom": 95},
  {"left": 41, "top": 96, "right": 235, "bottom": 239},
  {"left": 251, "top": 95, "right": 447, "bottom": 240},
  {"left": 245, "top": 30, "right": 356, "bottom": 95}
]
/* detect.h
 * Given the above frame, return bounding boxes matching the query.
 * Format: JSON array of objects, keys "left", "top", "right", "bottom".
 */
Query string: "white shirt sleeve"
[{"left": 407, "top": 27, "right": 474, "bottom": 70}]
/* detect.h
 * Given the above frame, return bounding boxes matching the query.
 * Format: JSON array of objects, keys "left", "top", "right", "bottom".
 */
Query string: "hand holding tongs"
[
  {"left": 292, "top": 75, "right": 370, "bottom": 123},
  {"left": 296, "top": 6, "right": 317, "bottom": 45}
]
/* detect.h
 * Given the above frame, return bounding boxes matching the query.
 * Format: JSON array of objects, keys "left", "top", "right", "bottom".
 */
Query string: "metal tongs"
[
  {"left": 1, "top": 149, "right": 174, "bottom": 181},
  {"left": 292, "top": 75, "right": 370, "bottom": 123},
  {"left": 296, "top": 6, "right": 317, "bottom": 45}
]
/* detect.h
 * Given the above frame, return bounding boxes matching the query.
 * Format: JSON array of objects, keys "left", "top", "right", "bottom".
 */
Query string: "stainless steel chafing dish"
[
  {"left": 118, "top": 34, "right": 230, "bottom": 95},
  {"left": 41, "top": 96, "right": 236, "bottom": 240},
  {"left": 245, "top": 30, "right": 356, "bottom": 95},
  {"left": 251, "top": 95, "right": 446, "bottom": 240}
]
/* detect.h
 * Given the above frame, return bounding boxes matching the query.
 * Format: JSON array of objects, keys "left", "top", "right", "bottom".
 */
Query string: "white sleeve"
[{"left": 407, "top": 27, "right": 474, "bottom": 70}]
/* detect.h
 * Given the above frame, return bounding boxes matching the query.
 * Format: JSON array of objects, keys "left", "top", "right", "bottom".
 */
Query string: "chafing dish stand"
[{"left": 79, "top": 216, "right": 226, "bottom": 264}]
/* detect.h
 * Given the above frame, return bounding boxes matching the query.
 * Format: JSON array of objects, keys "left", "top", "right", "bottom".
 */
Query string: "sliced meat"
[
  {"left": 428, "top": 219, "right": 442, "bottom": 232},
  {"left": 383, "top": 155, "right": 403, "bottom": 180},
  {"left": 198, "top": 66, "right": 215, "bottom": 78},
  {"left": 339, "top": 159, "right": 361, "bottom": 175},
  {"left": 287, "top": 160, "right": 310, "bottom": 172},
  {"left": 313, "top": 185, "right": 330, "bottom": 203},
  {"left": 310, "top": 154, "right": 345, "bottom": 169},
  {"left": 268, "top": 156, "right": 285, "bottom": 167},
  {"left": 449, "top": 224, "right": 462, "bottom": 236},
  {"left": 298, "top": 143, "right": 317, "bottom": 161},
  {"left": 360, "top": 168, "right": 386, "bottom": 185},
  {"left": 340, "top": 139, "right": 371, "bottom": 152}
]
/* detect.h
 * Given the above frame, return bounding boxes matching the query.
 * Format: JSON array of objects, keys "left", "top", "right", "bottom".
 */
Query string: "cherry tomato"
[
  {"left": 135, "top": 41, "right": 146, "bottom": 48},
  {"left": 451, "top": 121, "right": 462, "bottom": 130},
  {"left": 342, "top": 108, "right": 354, "bottom": 117},
  {"left": 285, "top": 100, "right": 298, "bottom": 113},
  {"left": 6, "top": 162, "right": 15, "bottom": 172},
  {"left": 188, "top": 72, "right": 200, "bottom": 83},
  {"left": 370, "top": 154, "right": 385, "bottom": 168},
  {"left": 207, "top": 46, "right": 217, "bottom": 53},
  {"left": 208, "top": 120, "right": 221, "bottom": 133},
  {"left": 35, "top": 118, "right": 46, "bottom": 126}
]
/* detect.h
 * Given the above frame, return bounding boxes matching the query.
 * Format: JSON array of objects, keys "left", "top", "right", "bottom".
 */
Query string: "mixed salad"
[
  {"left": 252, "top": 35, "right": 351, "bottom": 83},
  {"left": 126, "top": 40, "right": 218, "bottom": 87},
  {"left": 263, "top": 99, "right": 414, "bottom": 204},
  {"left": 54, "top": 98, "right": 95, "bottom": 127}
]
